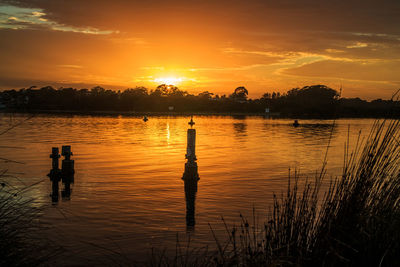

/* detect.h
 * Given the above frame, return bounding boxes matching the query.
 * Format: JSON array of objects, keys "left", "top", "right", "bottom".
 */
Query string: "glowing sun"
[{"left": 153, "top": 77, "right": 184, "bottom": 85}]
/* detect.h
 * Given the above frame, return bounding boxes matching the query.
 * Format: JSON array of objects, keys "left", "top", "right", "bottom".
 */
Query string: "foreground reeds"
[
  {"left": 148, "top": 119, "right": 400, "bottom": 266},
  {"left": 0, "top": 173, "right": 59, "bottom": 266}
]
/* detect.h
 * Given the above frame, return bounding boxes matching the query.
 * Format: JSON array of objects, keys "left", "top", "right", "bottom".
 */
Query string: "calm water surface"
[{"left": 0, "top": 114, "right": 376, "bottom": 265}]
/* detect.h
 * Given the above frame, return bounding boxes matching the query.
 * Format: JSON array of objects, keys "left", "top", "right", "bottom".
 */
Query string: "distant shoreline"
[
  {"left": 2, "top": 85, "right": 398, "bottom": 119},
  {"left": 1, "top": 109, "right": 276, "bottom": 117},
  {"left": 0, "top": 109, "right": 392, "bottom": 119}
]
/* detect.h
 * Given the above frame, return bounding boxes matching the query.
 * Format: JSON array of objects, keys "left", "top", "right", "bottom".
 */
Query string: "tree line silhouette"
[{"left": 0, "top": 84, "right": 399, "bottom": 117}]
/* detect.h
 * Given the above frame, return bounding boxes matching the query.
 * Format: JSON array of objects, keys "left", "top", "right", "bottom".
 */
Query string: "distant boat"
[
  {"left": 143, "top": 116, "right": 148, "bottom": 122},
  {"left": 293, "top": 120, "right": 299, "bottom": 127}
]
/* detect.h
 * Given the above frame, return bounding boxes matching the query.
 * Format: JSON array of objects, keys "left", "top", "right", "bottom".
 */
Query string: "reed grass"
[{"left": 0, "top": 172, "right": 61, "bottom": 266}]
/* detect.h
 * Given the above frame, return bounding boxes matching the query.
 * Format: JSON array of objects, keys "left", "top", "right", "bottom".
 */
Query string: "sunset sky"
[{"left": 0, "top": 0, "right": 399, "bottom": 99}]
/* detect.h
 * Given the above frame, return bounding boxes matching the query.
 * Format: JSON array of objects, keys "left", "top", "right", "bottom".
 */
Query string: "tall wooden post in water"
[
  {"left": 48, "top": 147, "right": 61, "bottom": 202},
  {"left": 61, "top": 145, "right": 75, "bottom": 199},
  {"left": 182, "top": 116, "right": 199, "bottom": 227}
]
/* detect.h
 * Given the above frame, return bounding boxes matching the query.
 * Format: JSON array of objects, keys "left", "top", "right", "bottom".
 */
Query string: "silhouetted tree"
[
  {"left": 120, "top": 87, "right": 148, "bottom": 110},
  {"left": 198, "top": 91, "right": 214, "bottom": 100},
  {"left": 155, "top": 84, "right": 186, "bottom": 97},
  {"left": 230, "top": 86, "right": 249, "bottom": 102},
  {"left": 283, "top": 85, "right": 340, "bottom": 116}
]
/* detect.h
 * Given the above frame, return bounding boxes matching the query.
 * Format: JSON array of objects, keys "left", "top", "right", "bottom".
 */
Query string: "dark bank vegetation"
[
  {"left": 148, "top": 119, "right": 400, "bottom": 266},
  {"left": 1, "top": 84, "right": 399, "bottom": 117}
]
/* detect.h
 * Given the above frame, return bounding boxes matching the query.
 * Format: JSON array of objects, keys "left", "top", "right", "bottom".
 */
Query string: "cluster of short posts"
[{"left": 48, "top": 145, "right": 75, "bottom": 202}]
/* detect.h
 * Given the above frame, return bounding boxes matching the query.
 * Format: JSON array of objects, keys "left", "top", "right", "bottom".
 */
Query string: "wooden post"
[
  {"left": 185, "top": 129, "right": 197, "bottom": 164},
  {"left": 50, "top": 147, "right": 60, "bottom": 170},
  {"left": 51, "top": 178, "right": 59, "bottom": 202},
  {"left": 61, "top": 145, "right": 72, "bottom": 161},
  {"left": 48, "top": 147, "right": 61, "bottom": 202},
  {"left": 183, "top": 128, "right": 199, "bottom": 181},
  {"left": 182, "top": 117, "right": 199, "bottom": 227},
  {"left": 61, "top": 145, "right": 75, "bottom": 178},
  {"left": 61, "top": 145, "right": 74, "bottom": 199}
]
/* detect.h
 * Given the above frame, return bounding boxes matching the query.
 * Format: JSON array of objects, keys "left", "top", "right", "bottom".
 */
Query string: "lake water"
[{"left": 0, "top": 114, "right": 376, "bottom": 265}]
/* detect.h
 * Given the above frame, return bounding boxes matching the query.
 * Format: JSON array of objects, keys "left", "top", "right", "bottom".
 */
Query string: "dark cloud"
[
  {"left": 3, "top": 0, "right": 400, "bottom": 54},
  {"left": 5, "top": 0, "right": 400, "bottom": 34}
]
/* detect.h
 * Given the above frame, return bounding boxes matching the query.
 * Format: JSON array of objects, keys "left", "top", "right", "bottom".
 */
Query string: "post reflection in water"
[
  {"left": 183, "top": 170, "right": 199, "bottom": 229},
  {"left": 182, "top": 117, "right": 200, "bottom": 229},
  {"left": 61, "top": 171, "right": 74, "bottom": 200}
]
